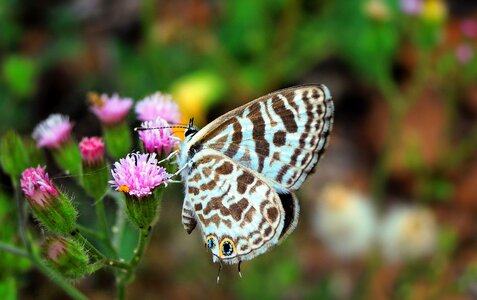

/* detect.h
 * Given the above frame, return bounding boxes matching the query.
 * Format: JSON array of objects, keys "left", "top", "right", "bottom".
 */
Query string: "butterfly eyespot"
[
  {"left": 219, "top": 238, "right": 235, "bottom": 257},
  {"left": 206, "top": 235, "right": 215, "bottom": 249}
]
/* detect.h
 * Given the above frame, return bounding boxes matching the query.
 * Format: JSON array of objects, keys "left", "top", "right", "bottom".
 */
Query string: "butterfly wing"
[
  {"left": 182, "top": 149, "right": 292, "bottom": 264},
  {"left": 187, "top": 84, "right": 334, "bottom": 192}
]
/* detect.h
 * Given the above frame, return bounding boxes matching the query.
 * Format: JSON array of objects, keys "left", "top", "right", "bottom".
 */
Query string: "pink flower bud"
[
  {"left": 79, "top": 137, "right": 105, "bottom": 166},
  {"left": 32, "top": 114, "right": 73, "bottom": 149},
  {"left": 20, "top": 166, "right": 58, "bottom": 207},
  {"left": 89, "top": 93, "right": 133, "bottom": 125},
  {"left": 135, "top": 92, "right": 181, "bottom": 123},
  {"left": 138, "top": 118, "right": 179, "bottom": 156}
]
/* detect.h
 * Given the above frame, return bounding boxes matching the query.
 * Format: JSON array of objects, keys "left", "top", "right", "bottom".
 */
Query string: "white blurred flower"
[
  {"left": 379, "top": 206, "right": 437, "bottom": 262},
  {"left": 312, "top": 184, "right": 377, "bottom": 259}
]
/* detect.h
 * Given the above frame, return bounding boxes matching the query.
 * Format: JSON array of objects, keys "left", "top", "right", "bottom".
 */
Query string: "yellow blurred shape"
[{"left": 422, "top": 0, "right": 447, "bottom": 23}]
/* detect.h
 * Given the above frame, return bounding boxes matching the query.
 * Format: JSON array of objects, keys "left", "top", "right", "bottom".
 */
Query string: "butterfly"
[{"left": 175, "top": 84, "right": 334, "bottom": 277}]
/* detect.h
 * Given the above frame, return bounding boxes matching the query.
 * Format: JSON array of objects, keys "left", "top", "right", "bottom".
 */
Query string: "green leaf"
[
  {"left": 0, "top": 130, "right": 29, "bottom": 178},
  {"left": 2, "top": 55, "right": 37, "bottom": 98},
  {"left": 0, "top": 277, "right": 17, "bottom": 300}
]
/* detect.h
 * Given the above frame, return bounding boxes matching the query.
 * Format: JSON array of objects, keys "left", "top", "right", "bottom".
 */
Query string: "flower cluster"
[{"left": 109, "top": 152, "right": 170, "bottom": 198}]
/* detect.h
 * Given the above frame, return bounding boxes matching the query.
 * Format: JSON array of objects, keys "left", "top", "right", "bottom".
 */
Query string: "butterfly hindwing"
[
  {"left": 188, "top": 84, "right": 334, "bottom": 193},
  {"left": 182, "top": 149, "right": 287, "bottom": 264}
]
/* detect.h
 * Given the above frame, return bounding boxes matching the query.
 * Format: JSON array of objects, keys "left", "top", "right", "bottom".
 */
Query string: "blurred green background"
[{"left": 2, "top": 0, "right": 477, "bottom": 299}]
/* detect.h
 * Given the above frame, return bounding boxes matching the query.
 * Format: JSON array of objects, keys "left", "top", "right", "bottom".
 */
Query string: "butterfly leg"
[
  {"left": 172, "top": 160, "right": 193, "bottom": 177},
  {"left": 158, "top": 150, "right": 178, "bottom": 164},
  {"left": 217, "top": 260, "right": 223, "bottom": 284},
  {"left": 238, "top": 261, "right": 242, "bottom": 278}
]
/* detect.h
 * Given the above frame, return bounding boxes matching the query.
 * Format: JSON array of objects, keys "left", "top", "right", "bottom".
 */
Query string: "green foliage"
[
  {"left": 0, "top": 130, "right": 29, "bottom": 178},
  {"left": 2, "top": 55, "right": 37, "bottom": 98}
]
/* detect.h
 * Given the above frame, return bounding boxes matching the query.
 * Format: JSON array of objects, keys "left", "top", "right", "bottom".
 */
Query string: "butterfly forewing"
[
  {"left": 182, "top": 149, "right": 286, "bottom": 264},
  {"left": 188, "top": 84, "right": 334, "bottom": 192}
]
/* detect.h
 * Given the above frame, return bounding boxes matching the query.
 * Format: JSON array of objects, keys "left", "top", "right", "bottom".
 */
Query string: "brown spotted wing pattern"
[
  {"left": 185, "top": 84, "right": 334, "bottom": 193},
  {"left": 178, "top": 84, "right": 333, "bottom": 266},
  {"left": 182, "top": 149, "right": 288, "bottom": 264}
]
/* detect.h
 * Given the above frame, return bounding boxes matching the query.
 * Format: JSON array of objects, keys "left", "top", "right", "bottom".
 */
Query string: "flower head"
[
  {"left": 45, "top": 237, "right": 67, "bottom": 263},
  {"left": 79, "top": 137, "right": 105, "bottom": 166},
  {"left": 43, "top": 236, "right": 90, "bottom": 279},
  {"left": 312, "top": 183, "right": 376, "bottom": 259},
  {"left": 138, "top": 118, "right": 179, "bottom": 156},
  {"left": 21, "top": 166, "right": 58, "bottom": 207},
  {"left": 110, "top": 152, "right": 170, "bottom": 198},
  {"left": 89, "top": 93, "right": 133, "bottom": 125},
  {"left": 400, "top": 0, "right": 422, "bottom": 15},
  {"left": 135, "top": 92, "right": 180, "bottom": 123},
  {"left": 461, "top": 19, "right": 477, "bottom": 38},
  {"left": 379, "top": 206, "right": 437, "bottom": 262},
  {"left": 456, "top": 43, "right": 474, "bottom": 64},
  {"left": 32, "top": 114, "right": 73, "bottom": 149}
]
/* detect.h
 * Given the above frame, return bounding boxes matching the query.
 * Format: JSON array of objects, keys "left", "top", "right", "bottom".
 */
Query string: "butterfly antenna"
[
  {"left": 238, "top": 260, "right": 242, "bottom": 278},
  {"left": 134, "top": 125, "right": 188, "bottom": 131}
]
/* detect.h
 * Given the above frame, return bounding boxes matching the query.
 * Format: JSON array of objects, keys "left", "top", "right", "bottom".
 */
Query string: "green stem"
[
  {"left": 0, "top": 241, "right": 29, "bottom": 258},
  {"left": 111, "top": 192, "right": 127, "bottom": 250},
  {"left": 77, "top": 224, "right": 103, "bottom": 240},
  {"left": 116, "top": 226, "right": 153, "bottom": 299},
  {"left": 33, "top": 255, "right": 88, "bottom": 300},
  {"left": 71, "top": 230, "right": 105, "bottom": 261},
  {"left": 95, "top": 196, "right": 117, "bottom": 257}
]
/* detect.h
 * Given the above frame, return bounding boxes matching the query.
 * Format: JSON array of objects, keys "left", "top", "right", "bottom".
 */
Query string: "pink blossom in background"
[
  {"left": 138, "top": 118, "right": 179, "bottom": 156},
  {"left": 461, "top": 19, "right": 477, "bottom": 38},
  {"left": 135, "top": 92, "right": 181, "bottom": 124},
  {"left": 90, "top": 93, "right": 133, "bottom": 125},
  {"left": 456, "top": 44, "right": 474, "bottom": 64},
  {"left": 110, "top": 152, "right": 170, "bottom": 198},
  {"left": 45, "top": 238, "right": 67, "bottom": 263},
  {"left": 32, "top": 114, "right": 73, "bottom": 149},
  {"left": 400, "top": 0, "right": 422, "bottom": 15},
  {"left": 21, "top": 166, "right": 58, "bottom": 207},
  {"left": 79, "top": 137, "right": 105, "bottom": 165}
]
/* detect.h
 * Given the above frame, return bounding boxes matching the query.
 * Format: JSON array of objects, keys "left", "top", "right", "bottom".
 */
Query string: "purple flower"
[
  {"left": 456, "top": 43, "right": 474, "bottom": 64},
  {"left": 110, "top": 152, "right": 170, "bottom": 198},
  {"left": 400, "top": 0, "right": 422, "bottom": 15},
  {"left": 21, "top": 166, "right": 59, "bottom": 207},
  {"left": 138, "top": 118, "right": 179, "bottom": 156},
  {"left": 32, "top": 114, "right": 73, "bottom": 149},
  {"left": 461, "top": 19, "right": 477, "bottom": 38},
  {"left": 135, "top": 92, "right": 181, "bottom": 124},
  {"left": 90, "top": 93, "right": 133, "bottom": 125}
]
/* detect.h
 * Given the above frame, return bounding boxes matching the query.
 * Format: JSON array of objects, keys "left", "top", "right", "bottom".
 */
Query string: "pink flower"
[
  {"left": 79, "top": 137, "right": 105, "bottom": 166},
  {"left": 21, "top": 166, "right": 58, "bottom": 207},
  {"left": 456, "top": 44, "right": 474, "bottom": 64},
  {"left": 135, "top": 92, "right": 181, "bottom": 123},
  {"left": 32, "top": 114, "right": 73, "bottom": 149},
  {"left": 138, "top": 118, "right": 179, "bottom": 156},
  {"left": 110, "top": 152, "right": 170, "bottom": 198},
  {"left": 45, "top": 238, "right": 67, "bottom": 263},
  {"left": 400, "top": 0, "right": 422, "bottom": 15},
  {"left": 90, "top": 93, "right": 133, "bottom": 125},
  {"left": 461, "top": 19, "right": 477, "bottom": 38}
]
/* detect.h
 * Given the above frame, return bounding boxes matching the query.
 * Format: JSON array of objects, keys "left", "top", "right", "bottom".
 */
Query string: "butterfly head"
[{"left": 184, "top": 117, "right": 198, "bottom": 141}]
